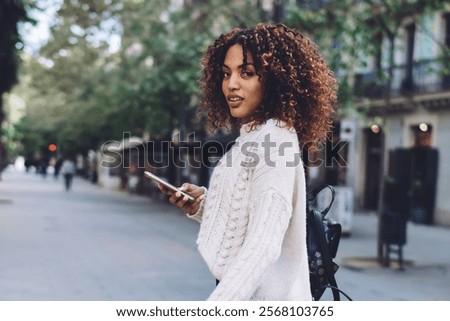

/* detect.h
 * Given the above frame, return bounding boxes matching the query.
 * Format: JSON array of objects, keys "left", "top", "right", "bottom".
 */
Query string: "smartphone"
[{"left": 144, "top": 171, "right": 195, "bottom": 202}]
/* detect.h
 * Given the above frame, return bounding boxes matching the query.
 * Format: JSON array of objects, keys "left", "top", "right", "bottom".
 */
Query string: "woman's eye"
[
  {"left": 222, "top": 71, "right": 230, "bottom": 78},
  {"left": 241, "top": 70, "right": 254, "bottom": 77}
]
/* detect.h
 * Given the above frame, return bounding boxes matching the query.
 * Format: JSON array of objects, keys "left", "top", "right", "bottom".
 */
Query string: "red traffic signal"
[{"left": 48, "top": 144, "right": 57, "bottom": 152}]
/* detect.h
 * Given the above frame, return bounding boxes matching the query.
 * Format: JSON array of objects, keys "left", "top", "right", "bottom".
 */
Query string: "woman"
[{"left": 160, "top": 23, "right": 337, "bottom": 300}]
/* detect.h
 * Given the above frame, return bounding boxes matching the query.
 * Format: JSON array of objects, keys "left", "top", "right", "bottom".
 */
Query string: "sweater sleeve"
[
  {"left": 208, "top": 135, "right": 298, "bottom": 300},
  {"left": 186, "top": 187, "right": 207, "bottom": 223}
]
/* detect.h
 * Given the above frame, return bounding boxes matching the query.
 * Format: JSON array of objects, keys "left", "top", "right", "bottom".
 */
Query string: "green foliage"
[
  {"left": 285, "top": 0, "right": 450, "bottom": 115},
  {"left": 13, "top": 0, "right": 268, "bottom": 158},
  {"left": 11, "top": 0, "right": 449, "bottom": 160}
]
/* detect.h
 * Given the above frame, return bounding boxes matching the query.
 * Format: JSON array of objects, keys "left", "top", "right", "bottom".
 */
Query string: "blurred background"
[{"left": 1, "top": 0, "right": 450, "bottom": 299}]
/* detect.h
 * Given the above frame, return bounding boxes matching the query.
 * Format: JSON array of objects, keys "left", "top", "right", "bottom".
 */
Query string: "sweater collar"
[{"left": 239, "top": 118, "right": 286, "bottom": 137}]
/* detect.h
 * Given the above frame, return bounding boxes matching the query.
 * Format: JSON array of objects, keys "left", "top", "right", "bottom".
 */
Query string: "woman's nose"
[{"left": 227, "top": 73, "right": 240, "bottom": 90}]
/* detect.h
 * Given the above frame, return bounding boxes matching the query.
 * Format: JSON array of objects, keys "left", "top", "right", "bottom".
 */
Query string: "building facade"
[{"left": 354, "top": 8, "right": 450, "bottom": 226}]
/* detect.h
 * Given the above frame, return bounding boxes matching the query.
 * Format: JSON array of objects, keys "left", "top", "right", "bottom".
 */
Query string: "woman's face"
[{"left": 221, "top": 44, "right": 264, "bottom": 123}]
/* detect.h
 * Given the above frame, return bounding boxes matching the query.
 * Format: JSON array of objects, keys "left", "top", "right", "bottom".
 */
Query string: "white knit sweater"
[{"left": 187, "top": 119, "right": 311, "bottom": 301}]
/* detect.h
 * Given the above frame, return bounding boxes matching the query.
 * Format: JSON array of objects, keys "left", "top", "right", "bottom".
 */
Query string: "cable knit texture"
[{"left": 187, "top": 119, "right": 311, "bottom": 301}]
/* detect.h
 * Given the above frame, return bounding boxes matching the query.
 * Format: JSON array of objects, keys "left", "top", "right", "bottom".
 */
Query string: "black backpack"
[{"left": 306, "top": 184, "right": 352, "bottom": 301}]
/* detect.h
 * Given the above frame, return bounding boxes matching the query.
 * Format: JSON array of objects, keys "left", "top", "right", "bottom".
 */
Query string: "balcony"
[{"left": 354, "top": 58, "right": 450, "bottom": 99}]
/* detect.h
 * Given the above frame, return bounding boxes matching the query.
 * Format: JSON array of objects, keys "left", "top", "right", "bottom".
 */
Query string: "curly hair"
[{"left": 198, "top": 23, "right": 337, "bottom": 146}]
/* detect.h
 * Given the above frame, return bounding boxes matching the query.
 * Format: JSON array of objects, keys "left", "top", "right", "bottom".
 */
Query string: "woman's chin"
[{"left": 229, "top": 109, "right": 250, "bottom": 121}]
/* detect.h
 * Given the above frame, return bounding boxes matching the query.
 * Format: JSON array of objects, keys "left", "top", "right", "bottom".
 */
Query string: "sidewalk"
[
  {"left": 328, "top": 209, "right": 450, "bottom": 301},
  {"left": 1, "top": 166, "right": 449, "bottom": 301}
]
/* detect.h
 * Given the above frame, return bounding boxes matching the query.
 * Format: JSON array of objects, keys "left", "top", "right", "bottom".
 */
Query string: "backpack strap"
[
  {"left": 328, "top": 274, "right": 341, "bottom": 301},
  {"left": 307, "top": 184, "right": 335, "bottom": 217},
  {"left": 312, "top": 209, "right": 341, "bottom": 301}
]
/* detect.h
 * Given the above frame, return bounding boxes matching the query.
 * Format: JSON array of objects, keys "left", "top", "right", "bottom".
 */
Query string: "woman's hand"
[{"left": 158, "top": 182, "right": 205, "bottom": 214}]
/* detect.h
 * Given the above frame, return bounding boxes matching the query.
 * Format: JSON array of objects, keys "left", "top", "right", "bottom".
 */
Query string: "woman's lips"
[{"left": 227, "top": 95, "right": 244, "bottom": 107}]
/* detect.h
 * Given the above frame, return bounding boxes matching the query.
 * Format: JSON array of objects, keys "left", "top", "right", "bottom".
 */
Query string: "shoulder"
[
  {"left": 244, "top": 119, "right": 301, "bottom": 169},
  {"left": 256, "top": 119, "right": 299, "bottom": 149}
]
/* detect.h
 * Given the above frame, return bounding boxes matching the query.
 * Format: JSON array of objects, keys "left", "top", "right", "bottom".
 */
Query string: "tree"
[
  {"left": 17, "top": 0, "right": 123, "bottom": 158},
  {"left": 113, "top": 0, "right": 268, "bottom": 139},
  {"left": 0, "top": 0, "right": 28, "bottom": 176},
  {"left": 13, "top": 0, "right": 289, "bottom": 161}
]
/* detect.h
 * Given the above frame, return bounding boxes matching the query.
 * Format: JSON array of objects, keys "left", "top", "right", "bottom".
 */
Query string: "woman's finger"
[{"left": 158, "top": 183, "right": 171, "bottom": 195}]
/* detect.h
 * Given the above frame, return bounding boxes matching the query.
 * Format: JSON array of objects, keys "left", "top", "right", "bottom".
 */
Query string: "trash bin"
[
  {"left": 381, "top": 208, "right": 407, "bottom": 246},
  {"left": 381, "top": 178, "right": 408, "bottom": 268}
]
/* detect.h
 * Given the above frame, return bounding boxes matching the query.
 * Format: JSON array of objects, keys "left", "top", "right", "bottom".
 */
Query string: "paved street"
[
  {"left": 1, "top": 165, "right": 450, "bottom": 301},
  {"left": 0, "top": 166, "right": 213, "bottom": 300}
]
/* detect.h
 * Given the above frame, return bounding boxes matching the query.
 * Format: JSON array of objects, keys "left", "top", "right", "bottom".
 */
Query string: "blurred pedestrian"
[
  {"left": 61, "top": 158, "right": 76, "bottom": 191},
  {"left": 54, "top": 158, "right": 63, "bottom": 179},
  {"left": 159, "top": 23, "right": 337, "bottom": 300},
  {"left": 39, "top": 158, "right": 49, "bottom": 179}
]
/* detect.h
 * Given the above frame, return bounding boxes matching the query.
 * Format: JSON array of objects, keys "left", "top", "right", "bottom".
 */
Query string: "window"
[{"left": 402, "top": 23, "right": 416, "bottom": 92}]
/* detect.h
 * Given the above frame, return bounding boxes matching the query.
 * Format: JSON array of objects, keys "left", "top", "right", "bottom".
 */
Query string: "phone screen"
[{"left": 144, "top": 171, "right": 195, "bottom": 202}]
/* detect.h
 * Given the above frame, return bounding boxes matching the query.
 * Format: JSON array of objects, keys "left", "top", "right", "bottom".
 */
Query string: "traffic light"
[{"left": 48, "top": 144, "right": 57, "bottom": 152}]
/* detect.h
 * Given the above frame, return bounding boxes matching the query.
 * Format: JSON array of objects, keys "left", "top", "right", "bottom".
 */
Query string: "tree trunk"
[
  {"left": 377, "top": 35, "right": 395, "bottom": 265},
  {"left": 0, "top": 96, "right": 3, "bottom": 180}
]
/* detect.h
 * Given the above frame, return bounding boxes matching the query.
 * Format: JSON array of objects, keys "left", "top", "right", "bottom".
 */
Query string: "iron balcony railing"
[{"left": 354, "top": 58, "right": 450, "bottom": 99}]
